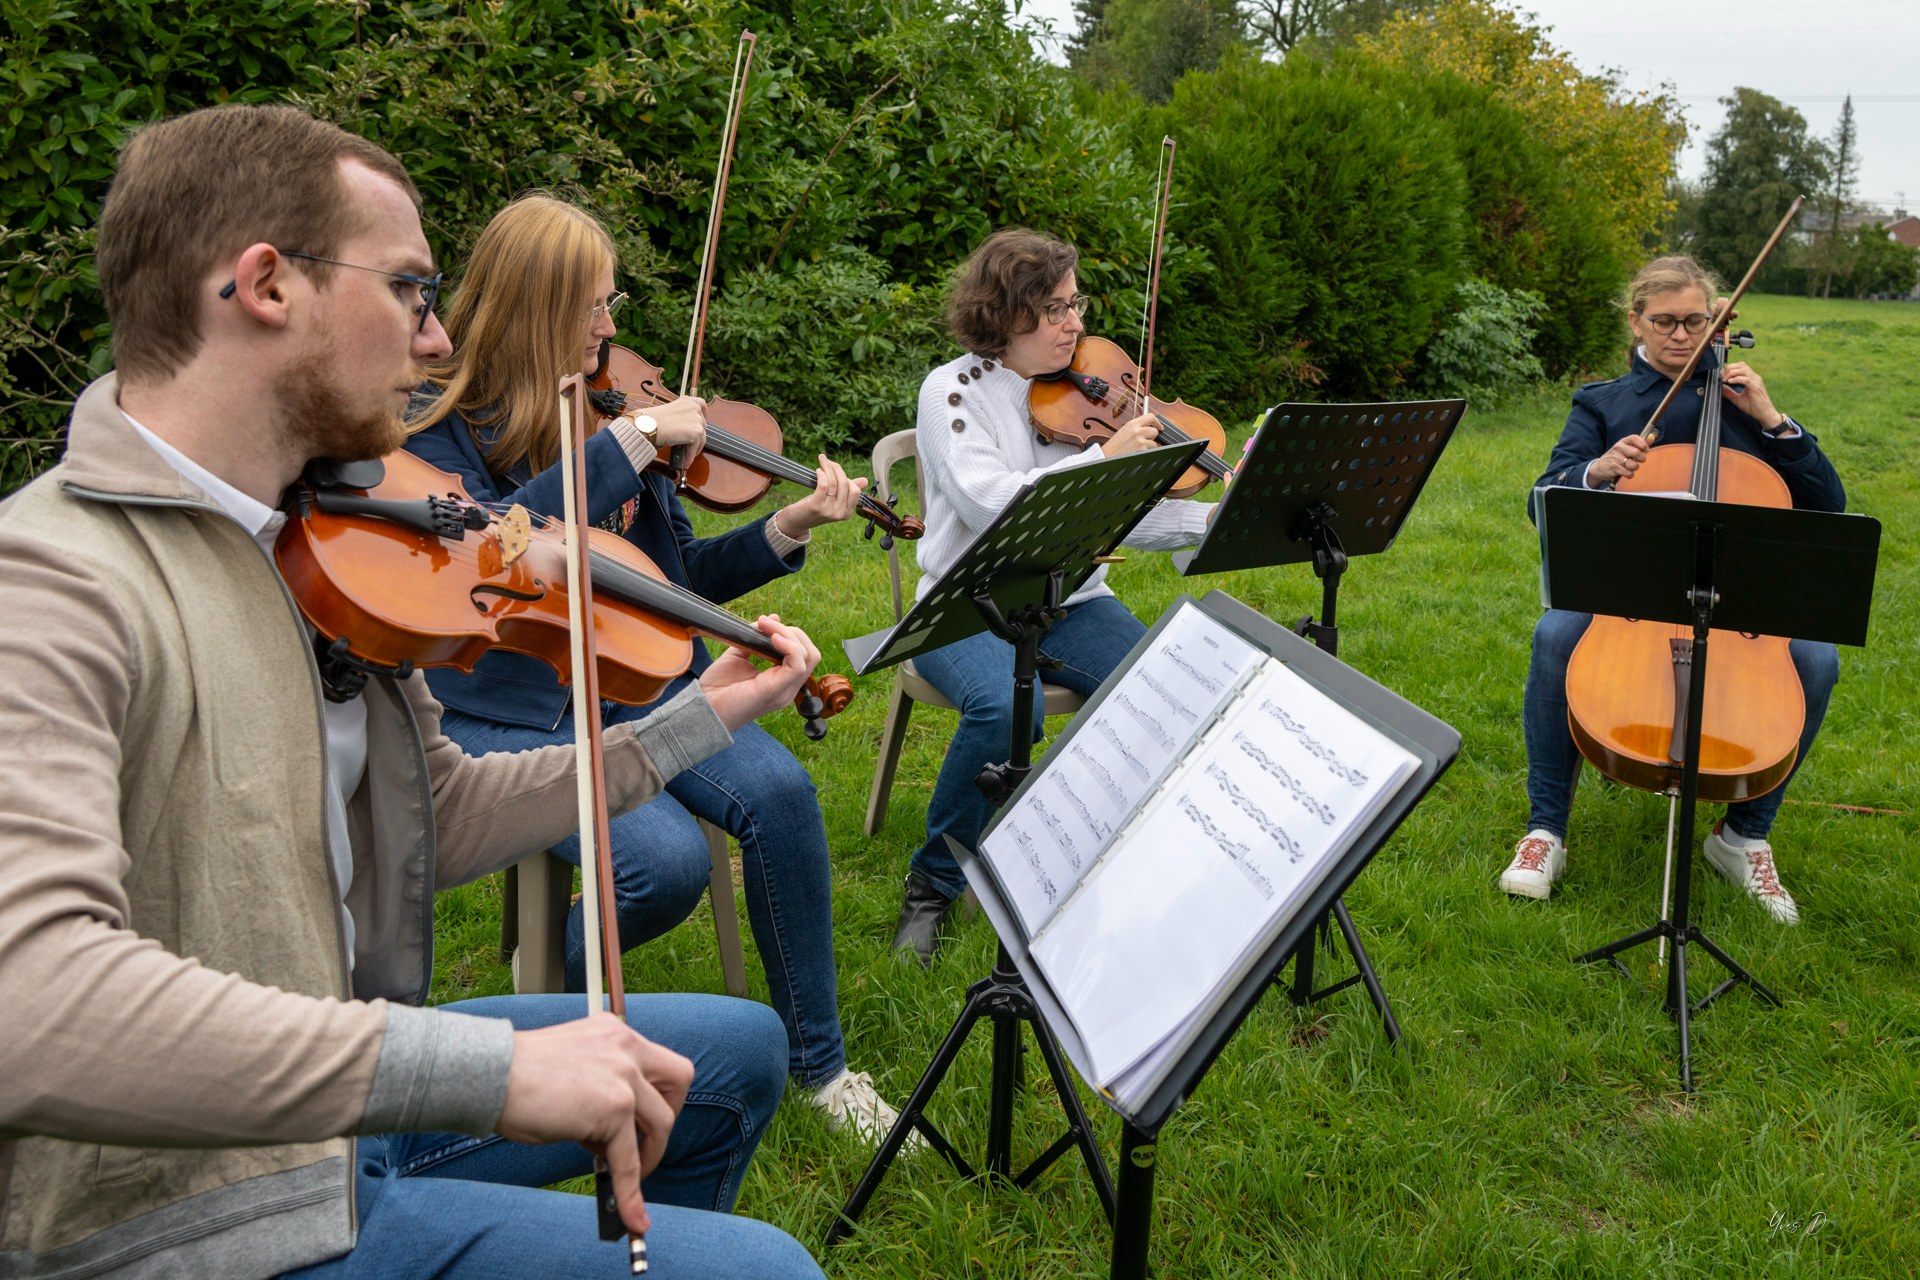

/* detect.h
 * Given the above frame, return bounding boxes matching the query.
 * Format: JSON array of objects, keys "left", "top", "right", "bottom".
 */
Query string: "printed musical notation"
[
  {"left": 1179, "top": 793, "right": 1277, "bottom": 898},
  {"left": 1069, "top": 742, "right": 1131, "bottom": 812},
  {"left": 1203, "top": 762, "right": 1301, "bottom": 865},
  {"left": 1093, "top": 719, "right": 1153, "bottom": 782},
  {"left": 1113, "top": 690, "right": 1177, "bottom": 752},
  {"left": 1258, "top": 699, "right": 1371, "bottom": 786},
  {"left": 1231, "top": 730, "right": 1336, "bottom": 825},
  {"left": 1004, "top": 820, "right": 1057, "bottom": 907},
  {"left": 1049, "top": 771, "right": 1113, "bottom": 845}
]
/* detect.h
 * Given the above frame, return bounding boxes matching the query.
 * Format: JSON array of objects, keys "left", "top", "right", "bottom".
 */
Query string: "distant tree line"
[{"left": 1666, "top": 88, "right": 1918, "bottom": 300}]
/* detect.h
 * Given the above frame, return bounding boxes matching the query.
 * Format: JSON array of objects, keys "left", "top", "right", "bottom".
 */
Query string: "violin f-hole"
[{"left": 470, "top": 582, "right": 546, "bottom": 614}]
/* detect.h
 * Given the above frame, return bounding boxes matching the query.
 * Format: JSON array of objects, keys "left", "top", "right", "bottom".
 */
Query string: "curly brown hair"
[{"left": 945, "top": 228, "right": 1078, "bottom": 358}]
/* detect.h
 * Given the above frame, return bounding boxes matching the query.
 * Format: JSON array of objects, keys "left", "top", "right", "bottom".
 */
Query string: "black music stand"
[
  {"left": 958, "top": 591, "right": 1461, "bottom": 1279},
  {"left": 1540, "top": 486, "right": 1879, "bottom": 1091},
  {"left": 1174, "top": 399, "right": 1466, "bottom": 1044},
  {"left": 828, "top": 439, "right": 1208, "bottom": 1247}
]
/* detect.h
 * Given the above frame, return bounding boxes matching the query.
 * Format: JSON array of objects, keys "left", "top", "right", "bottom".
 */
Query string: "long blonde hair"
[{"left": 411, "top": 193, "right": 614, "bottom": 477}]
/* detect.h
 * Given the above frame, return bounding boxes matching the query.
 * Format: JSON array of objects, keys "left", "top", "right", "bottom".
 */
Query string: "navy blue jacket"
[
  {"left": 1529, "top": 347, "right": 1845, "bottom": 525},
  {"left": 405, "top": 397, "right": 804, "bottom": 730}
]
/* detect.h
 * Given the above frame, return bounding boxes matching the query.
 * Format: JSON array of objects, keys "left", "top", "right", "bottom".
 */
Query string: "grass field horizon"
[{"left": 430, "top": 292, "right": 1919, "bottom": 1278}]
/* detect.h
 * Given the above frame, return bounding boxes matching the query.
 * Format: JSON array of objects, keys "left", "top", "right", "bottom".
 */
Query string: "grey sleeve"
[
  {"left": 615, "top": 683, "right": 732, "bottom": 779},
  {"left": 358, "top": 1004, "right": 517, "bottom": 1136}
]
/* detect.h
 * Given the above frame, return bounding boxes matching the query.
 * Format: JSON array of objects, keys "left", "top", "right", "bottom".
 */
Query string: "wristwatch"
[
  {"left": 631, "top": 413, "right": 660, "bottom": 444},
  {"left": 1763, "top": 415, "right": 1796, "bottom": 437}
]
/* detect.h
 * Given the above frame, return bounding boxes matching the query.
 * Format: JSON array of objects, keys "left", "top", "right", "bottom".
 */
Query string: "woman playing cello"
[{"left": 1499, "top": 255, "right": 1845, "bottom": 923}]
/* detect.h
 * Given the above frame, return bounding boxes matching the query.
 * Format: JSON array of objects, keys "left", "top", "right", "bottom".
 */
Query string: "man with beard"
[{"left": 0, "top": 105, "right": 827, "bottom": 1279}]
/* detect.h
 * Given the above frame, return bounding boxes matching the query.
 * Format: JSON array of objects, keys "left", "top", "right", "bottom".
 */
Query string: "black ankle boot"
[{"left": 891, "top": 872, "right": 957, "bottom": 965}]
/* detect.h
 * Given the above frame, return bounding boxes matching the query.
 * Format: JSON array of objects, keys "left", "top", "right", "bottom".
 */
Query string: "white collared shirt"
[{"left": 123, "top": 414, "right": 365, "bottom": 962}]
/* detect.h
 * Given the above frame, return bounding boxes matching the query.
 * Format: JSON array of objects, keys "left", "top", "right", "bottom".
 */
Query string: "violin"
[
  {"left": 1026, "top": 136, "right": 1233, "bottom": 500},
  {"left": 586, "top": 340, "right": 924, "bottom": 547},
  {"left": 274, "top": 446, "right": 854, "bottom": 738},
  {"left": 1562, "top": 200, "right": 1807, "bottom": 802},
  {"left": 1028, "top": 335, "right": 1233, "bottom": 500}
]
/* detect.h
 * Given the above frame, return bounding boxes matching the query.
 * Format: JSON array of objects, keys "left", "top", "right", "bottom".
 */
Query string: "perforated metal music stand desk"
[
  {"left": 830, "top": 439, "right": 1207, "bottom": 1248},
  {"left": 1173, "top": 399, "right": 1467, "bottom": 1043},
  {"left": 1541, "top": 486, "right": 1880, "bottom": 1091}
]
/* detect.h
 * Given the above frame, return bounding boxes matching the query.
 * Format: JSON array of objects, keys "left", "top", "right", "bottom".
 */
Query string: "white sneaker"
[
  {"left": 1703, "top": 824, "right": 1799, "bottom": 925},
  {"left": 1500, "top": 830, "right": 1566, "bottom": 900},
  {"left": 804, "top": 1068, "right": 925, "bottom": 1152}
]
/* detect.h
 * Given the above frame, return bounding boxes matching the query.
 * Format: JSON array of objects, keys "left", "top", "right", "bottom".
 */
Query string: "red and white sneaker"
[
  {"left": 1500, "top": 830, "right": 1566, "bottom": 900},
  {"left": 1703, "top": 823, "right": 1799, "bottom": 925}
]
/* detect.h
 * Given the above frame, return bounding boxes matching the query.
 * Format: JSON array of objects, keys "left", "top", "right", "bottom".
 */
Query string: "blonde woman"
[
  {"left": 407, "top": 194, "right": 907, "bottom": 1143},
  {"left": 1499, "top": 254, "right": 1844, "bottom": 922}
]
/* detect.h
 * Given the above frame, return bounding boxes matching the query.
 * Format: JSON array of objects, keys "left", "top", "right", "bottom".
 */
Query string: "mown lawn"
[{"left": 430, "top": 292, "right": 1919, "bottom": 1278}]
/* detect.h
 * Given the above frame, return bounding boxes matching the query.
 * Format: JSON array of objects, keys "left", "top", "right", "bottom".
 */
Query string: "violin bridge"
[{"left": 493, "top": 505, "right": 533, "bottom": 569}]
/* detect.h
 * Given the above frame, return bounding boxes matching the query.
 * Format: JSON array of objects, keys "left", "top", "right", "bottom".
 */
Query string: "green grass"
[{"left": 429, "top": 293, "right": 1920, "bottom": 1277}]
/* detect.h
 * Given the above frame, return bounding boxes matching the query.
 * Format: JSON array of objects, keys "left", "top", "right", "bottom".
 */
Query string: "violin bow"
[
  {"left": 672, "top": 30, "right": 758, "bottom": 486},
  {"left": 556, "top": 373, "right": 648, "bottom": 1274},
  {"left": 1136, "top": 135, "right": 1176, "bottom": 416},
  {"left": 1642, "top": 194, "right": 1804, "bottom": 445}
]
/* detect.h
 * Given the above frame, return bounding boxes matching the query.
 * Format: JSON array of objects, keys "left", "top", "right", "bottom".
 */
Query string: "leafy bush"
[
  {"left": 1417, "top": 277, "right": 1547, "bottom": 405},
  {"left": 1141, "top": 51, "right": 1468, "bottom": 419},
  {"left": 1375, "top": 69, "right": 1627, "bottom": 377},
  {"left": 3, "top": 0, "right": 1166, "bottom": 485}
]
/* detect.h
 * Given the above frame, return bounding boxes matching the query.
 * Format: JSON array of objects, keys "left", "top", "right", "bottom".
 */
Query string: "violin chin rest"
[{"left": 304, "top": 457, "right": 387, "bottom": 491}]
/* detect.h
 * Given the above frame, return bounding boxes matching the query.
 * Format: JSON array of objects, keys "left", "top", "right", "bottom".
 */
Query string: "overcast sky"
[{"left": 1016, "top": 0, "right": 1919, "bottom": 216}]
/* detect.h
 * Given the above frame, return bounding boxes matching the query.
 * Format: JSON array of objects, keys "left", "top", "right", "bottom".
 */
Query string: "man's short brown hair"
[
  {"left": 945, "top": 228, "right": 1078, "bottom": 358},
  {"left": 96, "top": 103, "right": 419, "bottom": 381}
]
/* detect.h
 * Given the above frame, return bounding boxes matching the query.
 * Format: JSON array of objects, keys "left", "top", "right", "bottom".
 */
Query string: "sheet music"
[
  {"left": 979, "top": 603, "right": 1265, "bottom": 936},
  {"left": 1029, "top": 656, "right": 1420, "bottom": 1093}
]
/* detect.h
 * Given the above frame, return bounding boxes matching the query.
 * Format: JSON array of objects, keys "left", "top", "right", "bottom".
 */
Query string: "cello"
[{"left": 1563, "top": 200, "right": 1808, "bottom": 807}]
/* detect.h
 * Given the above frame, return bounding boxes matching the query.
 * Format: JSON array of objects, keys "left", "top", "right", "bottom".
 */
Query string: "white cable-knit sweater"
[{"left": 912, "top": 351, "right": 1214, "bottom": 606}]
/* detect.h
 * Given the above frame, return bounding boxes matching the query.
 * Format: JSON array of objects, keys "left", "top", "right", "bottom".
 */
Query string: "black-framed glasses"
[
  {"left": 1039, "top": 293, "right": 1090, "bottom": 325},
  {"left": 1643, "top": 311, "right": 1712, "bottom": 336},
  {"left": 218, "top": 250, "right": 443, "bottom": 333},
  {"left": 590, "top": 291, "right": 629, "bottom": 323}
]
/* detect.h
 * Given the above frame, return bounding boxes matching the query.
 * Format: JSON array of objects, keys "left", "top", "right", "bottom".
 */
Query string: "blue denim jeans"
[
  {"left": 282, "top": 993, "right": 823, "bottom": 1279},
  {"left": 907, "top": 594, "right": 1147, "bottom": 899},
  {"left": 1522, "top": 608, "right": 1840, "bottom": 842},
  {"left": 442, "top": 680, "right": 846, "bottom": 1088}
]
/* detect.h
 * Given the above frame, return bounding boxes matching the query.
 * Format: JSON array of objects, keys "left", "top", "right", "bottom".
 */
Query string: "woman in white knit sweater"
[{"left": 891, "top": 227, "right": 1216, "bottom": 961}]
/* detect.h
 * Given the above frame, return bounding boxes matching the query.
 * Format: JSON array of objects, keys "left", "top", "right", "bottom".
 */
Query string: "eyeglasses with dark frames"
[
  {"left": 1642, "top": 311, "right": 1712, "bottom": 336},
  {"left": 1039, "top": 293, "right": 1091, "bottom": 325},
  {"left": 218, "top": 250, "right": 443, "bottom": 333}
]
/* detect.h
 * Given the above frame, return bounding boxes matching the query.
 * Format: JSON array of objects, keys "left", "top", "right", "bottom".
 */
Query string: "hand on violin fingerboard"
[
  {"left": 698, "top": 615, "right": 821, "bottom": 730},
  {"left": 772, "top": 456, "right": 868, "bottom": 536}
]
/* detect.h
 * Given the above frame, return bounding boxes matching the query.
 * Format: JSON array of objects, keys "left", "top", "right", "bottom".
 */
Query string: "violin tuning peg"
[
  {"left": 863, "top": 522, "right": 876, "bottom": 540},
  {"left": 880, "top": 534, "right": 895, "bottom": 552},
  {"left": 803, "top": 715, "right": 828, "bottom": 741}
]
